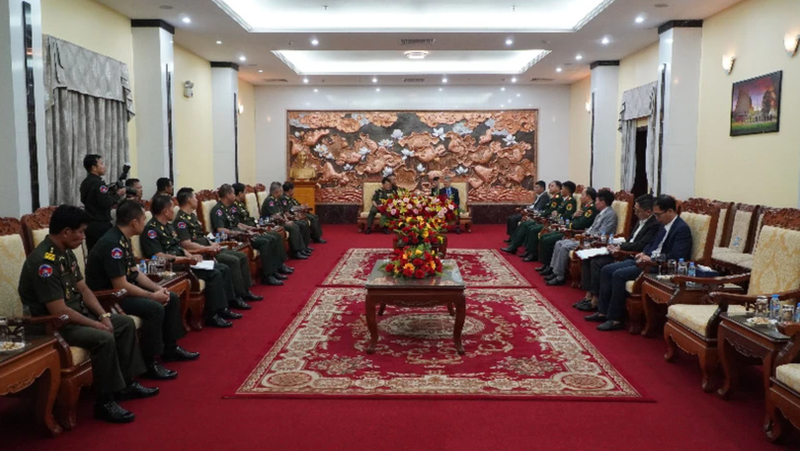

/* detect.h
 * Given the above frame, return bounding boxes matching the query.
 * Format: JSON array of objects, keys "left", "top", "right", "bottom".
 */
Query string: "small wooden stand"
[{"left": 291, "top": 180, "right": 317, "bottom": 213}]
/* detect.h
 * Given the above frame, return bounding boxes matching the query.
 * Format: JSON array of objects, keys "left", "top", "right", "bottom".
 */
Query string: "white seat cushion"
[
  {"left": 359, "top": 212, "right": 381, "bottom": 219},
  {"left": 245, "top": 192, "right": 260, "bottom": 220},
  {"left": 667, "top": 304, "right": 748, "bottom": 337},
  {"left": 612, "top": 200, "right": 630, "bottom": 236},
  {"left": 625, "top": 280, "right": 635, "bottom": 294},
  {"left": 130, "top": 315, "right": 142, "bottom": 329},
  {"left": 0, "top": 234, "right": 28, "bottom": 317},
  {"left": 776, "top": 364, "right": 800, "bottom": 392},
  {"left": 70, "top": 346, "right": 91, "bottom": 365}
]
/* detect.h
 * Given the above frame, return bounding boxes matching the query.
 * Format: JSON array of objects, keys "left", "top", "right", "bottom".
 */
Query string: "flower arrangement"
[
  {"left": 383, "top": 244, "right": 444, "bottom": 279},
  {"left": 392, "top": 215, "right": 446, "bottom": 247},
  {"left": 378, "top": 193, "right": 459, "bottom": 226}
]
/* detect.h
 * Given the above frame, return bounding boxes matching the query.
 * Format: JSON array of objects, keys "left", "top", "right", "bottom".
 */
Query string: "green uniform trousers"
[
  {"left": 216, "top": 249, "right": 252, "bottom": 296},
  {"left": 295, "top": 220, "right": 312, "bottom": 247},
  {"left": 538, "top": 232, "right": 565, "bottom": 264},
  {"left": 282, "top": 222, "right": 307, "bottom": 254},
  {"left": 264, "top": 231, "right": 288, "bottom": 262},
  {"left": 522, "top": 225, "right": 548, "bottom": 257},
  {"left": 507, "top": 221, "right": 539, "bottom": 250},
  {"left": 250, "top": 234, "right": 281, "bottom": 276},
  {"left": 307, "top": 213, "right": 323, "bottom": 241},
  {"left": 118, "top": 292, "right": 184, "bottom": 361},
  {"left": 58, "top": 314, "right": 146, "bottom": 395},
  {"left": 365, "top": 206, "right": 380, "bottom": 230},
  {"left": 192, "top": 262, "right": 234, "bottom": 314}
]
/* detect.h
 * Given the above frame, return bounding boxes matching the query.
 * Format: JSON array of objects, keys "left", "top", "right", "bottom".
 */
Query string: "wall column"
[
  {"left": 211, "top": 62, "right": 239, "bottom": 187},
  {"left": 590, "top": 61, "right": 619, "bottom": 189},
  {"left": 131, "top": 20, "right": 174, "bottom": 198},
  {"left": 657, "top": 20, "right": 703, "bottom": 198},
  {"left": 0, "top": 0, "right": 48, "bottom": 216}
]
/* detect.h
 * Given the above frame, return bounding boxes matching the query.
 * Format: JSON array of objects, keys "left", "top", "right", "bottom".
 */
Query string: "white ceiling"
[{"left": 96, "top": 0, "right": 745, "bottom": 86}]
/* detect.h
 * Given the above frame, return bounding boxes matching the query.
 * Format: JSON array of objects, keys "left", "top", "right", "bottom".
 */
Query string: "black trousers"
[
  {"left": 118, "top": 292, "right": 185, "bottom": 360},
  {"left": 581, "top": 255, "right": 616, "bottom": 295},
  {"left": 86, "top": 220, "right": 113, "bottom": 251}
]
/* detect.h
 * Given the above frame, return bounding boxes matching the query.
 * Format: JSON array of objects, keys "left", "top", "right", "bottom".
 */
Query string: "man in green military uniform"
[
  {"left": 261, "top": 182, "right": 313, "bottom": 259},
  {"left": 85, "top": 201, "right": 199, "bottom": 381},
  {"left": 535, "top": 187, "right": 598, "bottom": 265},
  {"left": 214, "top": 184, "right": 289, "bottom": 285},
  {"left": 364, "top": 177, "right": 393, "bottom": 234},
  {"left": 142, "top": 195, "right": 245, "bottom": 327},
  {"left": 501, "top": 180, "right": 565, "bottom": 255},
  {"left": 80, "top": 154, "right": 127, "bottom": 251},
  {"left": 518, "top": 181, "right": 578, "bottom": 261},
  {"left": 18, "top": 205, "right": 158, "bottom": 423},
  {"left": 229, "top": 183, "right": 296, "bottom": 265},
  {"left": 281, "top": 181, "right": 326, "bottom": 244},
  {"left": 174, "top": 187, "right": 271, "bottom": 301},
  {"left": 271, "top": 183, "right": 313, "bottom": 249}
]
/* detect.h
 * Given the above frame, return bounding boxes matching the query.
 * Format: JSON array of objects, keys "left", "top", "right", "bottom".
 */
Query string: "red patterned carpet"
[
  {"left": 2, "top": 225, "right": 793, "bottom": 450},
  {"left": 237, "top": 288, "right": 644, "bottom": 400}
]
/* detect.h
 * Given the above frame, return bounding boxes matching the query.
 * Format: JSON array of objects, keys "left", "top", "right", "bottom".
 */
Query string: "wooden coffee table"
[{"left": 365, "top": 259, "right": 466, "bottom": 355}]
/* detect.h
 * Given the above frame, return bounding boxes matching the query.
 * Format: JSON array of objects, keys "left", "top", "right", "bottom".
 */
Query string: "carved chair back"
[
  {"left": 21, "top": 207, "right": 90, "bottom": 278},
  {"left": 712, "top": 201, "right": 734, "bottom": 247},
  {"left": 679, "top": 198, "right": 721, "bottom": 264},
  {"left": 0, "top": 218, "right": 27, "bottom": 317},
  {"left": 748, "top": 208, "right": 800, "bottom": 296}
]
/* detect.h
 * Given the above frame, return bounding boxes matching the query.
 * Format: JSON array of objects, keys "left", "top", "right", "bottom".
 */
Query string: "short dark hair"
[
  {"left": 83, "top": 154, "right": 102, "bottom": 172},
  {"left": 232, "top": 183, "right": 246, "bottom": 196},
  {"left": 535, "top": 180, "right": 546, "bottom": 189},
  {"left": 563, "top": 181, "right": 576, "bottom": 194},
  {"left": 125, "top": 178, "right": 140, "bottom": 188},
  {"left": 49, "top": 205, "right": 90, "bottom": 235},
  {"left": 635, "top": 194, "right": 654, "bottom": 211},
  {"left": 151, "top": 195, "right": 173, "bottom": 215},
  {"left": 432, "top": 177, "right": 440, "bottom": 182},
  {"left": 597, "top": 189, "right": 615, "bottom": 206},
  {"left": 282, "top": 181, "right": 294, "bottom": 192},
  {"left": 116, "top": 201, "right": 146, "bottom": 226},
  {"left": 176, "top": 187, "right": 194, "bottom": 206},
  {"left": 218, "top": 184, "right": 234, "bottom": 197},
  {"left": 156, "top": 177, "right": 172, "bottom": 192},
  {"left": 584, "top": 187, "right": 597, "bottom": 202},
  {"left": 654, "top": 194, "right": 677, "bottom": 212},
  {"left": 552, "top": 180, "right": 562, "bottom": 189},
  {"left": 381, "top": 176, "right": 391, "bottom": 185}
]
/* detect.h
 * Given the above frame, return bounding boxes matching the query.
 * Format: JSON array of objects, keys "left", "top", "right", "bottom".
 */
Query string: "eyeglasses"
[{"left": 653, "top": 210, "right": 665, "bottom": 217}]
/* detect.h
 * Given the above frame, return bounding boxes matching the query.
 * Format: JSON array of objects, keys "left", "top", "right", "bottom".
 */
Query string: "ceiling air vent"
[
  {"left": 398, "top": 38, "right": 436, "bottom": 47},
  {"left": 403, "top": 78, "right": 426, "bottom": 83},
  {"left": 263, "top": 78, "right": 288, "bottom": 83},
  {"left": 530, "top": 78, "right": 555, "bottom": 82}
]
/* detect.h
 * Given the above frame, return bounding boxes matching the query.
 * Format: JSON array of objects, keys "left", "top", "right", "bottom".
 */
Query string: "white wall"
[{"left": 254, "top": 85, "right": 572, "bottom": 186}]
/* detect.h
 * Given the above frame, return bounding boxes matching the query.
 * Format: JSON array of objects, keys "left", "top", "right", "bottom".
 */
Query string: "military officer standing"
[
  {"left": 174, "top": 187, "right": 269, "bottom": 301},
  {"left": 80, "top": 154, "right": 126, "bottom": 251},
  {"left": 213, "top": 184, "right": 289, "bottom": 285},
  {"left": 261, "top": 182, "right": 313, "bottom": 259},
  {"left": 230, "top": 183, "right": 295, "bottom": 264},
  {"left": 281, "top": 181, "right": 326, "bottom": 244},
  {"left": 85, "top": 201, "right": 199, "bottom": 380},
  {"left": 141, "top": 195, "right": 245, "bottom": 327},
  {"left": 364, "top": 177, "right": 393, "bottom": 234},
  {"left": 19, "top": 205, "right": 158, "bottom": 423}
]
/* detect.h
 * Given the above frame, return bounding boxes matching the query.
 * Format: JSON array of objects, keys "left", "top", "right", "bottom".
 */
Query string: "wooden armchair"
[
  {"left": 357, "top": 182, "right": 382, "bottom": 232},
  {"left": 712, "top": 203, "right": 761, "bottom": 272},
  {"left": 766, "top": 320, "right": 800, "bottom": 442},
  {"left": 663, "top": 208, "right": 800, "bottom": 392}
]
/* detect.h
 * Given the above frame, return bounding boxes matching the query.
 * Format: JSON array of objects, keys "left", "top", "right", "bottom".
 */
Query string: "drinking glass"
[
  {"left": 755, "top": 297, "right": 769, "bottom": 317},
  {"left": 667, "top": 259, "right": 677, "bottom": 275},
  {"left": 781, "top": 305, "right": 796, "bottom": 323}
]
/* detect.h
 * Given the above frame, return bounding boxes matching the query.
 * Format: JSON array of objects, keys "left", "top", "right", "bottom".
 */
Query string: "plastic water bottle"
[
  {"left": 608, "top": 234, "right": 614, "bottom": 245},
  {"left": 221, "top": 231, "right": 228, "bottom": 242},
  {"left": 770, "top": 295, "right": 781, "bottom": 320},
  {"left": 565, "top": 219, "right": 571, "bottom": 229},
  {"left": 687, "top": 262, "right": 696, "bottom": 287},
  {"left": 139, "top": 261, "right": 147, "bottom": 274},
  {"left": 599, "top": 233, "right": 605, "bottom": 244},
  {"left": 215, "top": 233, "right": 221, "bottom": 244},
  {"left": 677, "top": 258, "right": 687, "bottom": 276}
]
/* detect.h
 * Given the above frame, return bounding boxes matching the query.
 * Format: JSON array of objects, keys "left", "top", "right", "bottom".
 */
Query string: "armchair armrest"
[
  {"left": 672, "top": 273, "right": 751, "bottom": 290},
  {"left": 94, "top": 288, "right": 128, "bottom": 314},
  {"left": 612, "top": 250, "right": 638, "bottom": 261},
  {"left": 777, "top": 322, "right": 800, "bottom": 339},
  {"left": 19, "top": 314, "right": 69, "bottom": 334},
  {"left": 774, "top": 322, "right": 800, "bottom": 371},
  {"left": 709, "top": 287, "right": 800, "bottom": 312}
]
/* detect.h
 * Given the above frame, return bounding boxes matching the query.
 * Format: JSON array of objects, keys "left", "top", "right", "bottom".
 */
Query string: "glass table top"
[
  {"left": 642, "top": 273, "right": 744, "bottom": 292},
  {"left": 365, "top": 259, "right": 465, "bottom": 289},
  {"left": 722, "top": 313, "right": 790, "bottom": 341}
]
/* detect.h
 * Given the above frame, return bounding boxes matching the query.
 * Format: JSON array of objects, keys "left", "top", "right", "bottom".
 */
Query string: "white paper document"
[
  {"left": 190, "top": 260, "right": 215, "bottom": 271},
  {"left": 575, "top": 248, "right": 610, "bottom": 260}
]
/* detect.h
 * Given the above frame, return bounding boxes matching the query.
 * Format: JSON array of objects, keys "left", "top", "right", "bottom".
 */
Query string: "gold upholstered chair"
[
  {"left": 712, "top": 203, "right": 760, "bottom": 271},
  {"left": 450, "top": 181, "right": 473, "bottom": 233},
  {"left": 357, "top": 182, "right": 382, "bottom": 232},
  {"left": 663, "top": 208, "right": 800, "bottom": 392},
  {"left": 766, "top": 321, "right": 800, "bottom": 442}
]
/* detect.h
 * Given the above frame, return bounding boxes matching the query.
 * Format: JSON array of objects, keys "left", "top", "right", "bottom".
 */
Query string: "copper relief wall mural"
[{"left": 286, "top": 110, "right": 538, "bottom": 204}]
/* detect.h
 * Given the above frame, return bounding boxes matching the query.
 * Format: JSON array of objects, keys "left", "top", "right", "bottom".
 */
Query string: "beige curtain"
[{"left": 43, "top": 36, "right": 134, "bottom": 206}]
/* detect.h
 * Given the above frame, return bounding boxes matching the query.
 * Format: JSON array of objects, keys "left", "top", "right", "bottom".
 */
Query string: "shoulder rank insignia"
[
  {"left": 44, "top": 252, "right": 56, "bottom": 261},
  {"left": 567, "top": 204, "right": 574, "bottom": 211}
]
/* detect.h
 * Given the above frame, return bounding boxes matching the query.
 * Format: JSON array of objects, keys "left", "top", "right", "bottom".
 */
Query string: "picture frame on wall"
[{"left": 730, "top": 70, "right": 782, "bottom": 137}]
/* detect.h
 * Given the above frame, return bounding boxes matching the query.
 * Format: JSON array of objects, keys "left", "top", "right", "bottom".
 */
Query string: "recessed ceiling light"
[
  {"left": 635, "top": 15, "right": 645, "bottom": 23},
  {"left": 257, "top": 69, "right": 263, "bottom": 73},
  {"left": 439, "top": 88, "right": 443, "bottom": 91},
  {"left": 216, "top": 40, "right": 222, "bottom": 45},
  {"left": 404, "top": 50, "right": 429, "bottom": 60},
  {"left": 442, "top": 77, "right": 448, "bottom": 83},
  {"left": 575, "top": 54, "right": 583, "bottom": 61},
  {"left": 311, "top": 38, "right": 319, "bottom": 46},
  {"left": 181, "top": 17, "right": 191, "bottom": 24},
  {"left": 505, "top": 38, "right": 514, "bottom": 46},
  {"left": 508, "top": 99, "right": 512, "bottom": 103},
  {"left": 601, "top": 36, "right": 610, "bottom": 45},
  {"left": 516, "top": 93, "right": 520, "bottom": 97},
  {"left": 511, "top": 77, "right": 517, "bottom": 83},
  {"left": 501, "top": 87, "right": 506, "bottom": 91},
  {"left": 556, "top": 67, "right": 563, "bottom": 72},
  {"left": 313, "top": 88, "right": 318, "bottom": 92},
  {"left": 376, "top": 88, "right": 381, "bottom": 92},
  {"left": 239, "top": 56, "right": 247, "bottom": 62},
  {"left": 501, "top": 104, "right": 505, "bottom": 108},
  {"left": 303, "top": 78, "right": 309, "bottom": 83},
  {"left": 372, "top": 77, "right": 378, "bottom": 83}
]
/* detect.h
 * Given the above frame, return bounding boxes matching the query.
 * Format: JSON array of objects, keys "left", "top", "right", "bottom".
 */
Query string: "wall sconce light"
[
  {"left": 721, "top": 55, "right": 736, "bottom": 75},
  {"left": 237, "top": 103, "right": 244, "bottom": 115},
  {"left": 183, "top": 81, "right": 194, "bottom": 98},
  {"left": 585, "top": 101, "right": 591, "bottom": 113},
  {"left": 785, "top": 34, "right": 800, "bottom": 57}
]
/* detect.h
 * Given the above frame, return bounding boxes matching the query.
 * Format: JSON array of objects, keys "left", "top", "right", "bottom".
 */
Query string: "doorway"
[{"left": 631, "top": 126, "right": 649, "bottom": 199}]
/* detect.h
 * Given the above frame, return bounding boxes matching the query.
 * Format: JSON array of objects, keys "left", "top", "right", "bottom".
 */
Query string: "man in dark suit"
[
  {"left": 429, "top": 177, "right": 441, "bottom": 196},
  {"left": 506, "top": 180, "right": 550, "bottom": 237},
  {"left": 575, "top": 194, "right": 660, "bottom": 312},
  {"left": 440, "top": 176, "right": 461, "bottom": 234},
  {"left": 587, "top": 195, "right": 692, "bottom": 331}
]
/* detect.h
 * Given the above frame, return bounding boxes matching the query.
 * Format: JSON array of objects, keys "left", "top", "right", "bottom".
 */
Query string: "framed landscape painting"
[{"left": 730, "top": 71, "right": 782, "bottom": 136}]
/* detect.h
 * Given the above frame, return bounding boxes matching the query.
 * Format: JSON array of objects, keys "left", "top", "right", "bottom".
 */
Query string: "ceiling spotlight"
[
  {"left": 372, "top": 77, "right": 378, "bottom": 83},
  {"left": 181, "top": 17, "right": 191, "bottom": 24},
  {"left": 516, "top": 93, "right": 521, "bottom": 97},
  {"left": 404, "top": 50, "right": 429, "bottom": 60},
  {"left": 239, "top": 56, "right": 247, "bottom": 62},
  {"left": 501, "top": 104, "right": 505, "bottom": 108},
  {"left": 216, "top": 40, "right": 222, "bottom": 45},
  {"left": 442, "top": 77, "right": 448, "bottom": 83},
  {"left": 635, "top": 15, "right": 645, "bottom": 24},
  {"left": 556, "top": 67, "right": 562, "bottom": 73},
  {"left": 575, "top": 54, "right": 583, "bottom": 61},
  {"left": 784, "top": 34, "right": 800, "bottom": 57},
  {"left": 501, "top": 87, "right": 506, "bottom": 91},
  {"left": 511, "top": 77, "right": 517, "bottom": 83},
  {"left": 601, "top": 36, "right": 610, "bottom": 45},
  {"left": 303, "top": 78, "right": 309, "bottom": 83},
  {"left": 505, "top": 38, "right": 514, "bottom": 46},
  {"left": 257, "top": 69, "right": 263, "bottom": 73},
  {"left": 313, "top": 88, "right": 318, "bottom": 92},
  {"left": 439, "top": 88, "right": 443, "bottom": 91},
  {"left": 376, "top": 88, "right": 381, "bottom": 92},
  {"left": 311, "top": 38, "right": 319, "bottom": 46}
]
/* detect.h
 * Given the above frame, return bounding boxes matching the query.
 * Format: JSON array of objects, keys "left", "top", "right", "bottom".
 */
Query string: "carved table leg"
[
  {"left": 453, "top": 295, "right": 466, "bottom": 355},
  {"left": 641, "top": 292, "right": 658, "bottom": 337},
  {"left": 717, "top": 326, "right": 740, "bottom": 399},
  {"left": 36, "top": 350, "right": 62, "bottom": 436},
  {"left": 366, "top": 296, "right": 379, "bottom": 354},
  {"left": 378, "top": 303, "right": 386, "bottom": 316},
  {"left": 447, "top": 303, "right": 455, "bottom": 316}
]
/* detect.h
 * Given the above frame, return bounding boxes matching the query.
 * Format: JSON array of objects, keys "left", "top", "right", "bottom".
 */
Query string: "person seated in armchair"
[
  {"left": 364, "top": 177, "right": 393, "bottom": 235},
  {"left": 214, "top": 184, "right": 289, "bottom": 285},
  {"left": 229, "top": 183, "right": 293, "bottom": 268},
  {"left": 174, "top": 187, "right": 268, "bottom": 303},
  {"left": 281, "top": 181, "right": 326, "bottom": 244},
  {"left": 542, "top": 189, "right": 618, "bottom": 286},
  {"left": 19, "top": 205, "right": 158, "bottom": 424},
  {"left": 503, "top": 181, "right": 575, "bottom": 258},
  {"left": 261, "top": 182, "right": 313, "bottom": 261},
  {"left": 587, "top": 195, "right": 692, "bottom": 331},
  {"left": 440, "top": 176, "right": 462, "bottom": 234},
  {"left": 429, "top": 176, "right": 441, "bottom": 197},
  {"left": 534, "top": 187, "right": 599, "bottom": 265},
  {"left": 506, "top": 180, "right": 550, "bottom": 239},
  {"left": 574, "top": 194, "right": 659, "bottom": 312},
  {"left": 141, "top": 195, "right": 244, "bottom": 328},
  {"left": 85, "top": 201, "right": 199, "bottom": 381}
]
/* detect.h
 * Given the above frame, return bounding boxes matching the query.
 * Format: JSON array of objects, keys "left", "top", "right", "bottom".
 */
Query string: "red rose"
[
  {"left": 412, "top": 258, "right": 424, "bottom": 267},
  {"left": 403, "top": 267, "right": 414, "bottom": 277},
  {"left": 411, "top": 236, "right": 419, "bottom": 244},
  {"left": 403, "top": 227, "right": 411, "bottom": 234},
  {"left": 414, "top": 269, "right": 425, "bottom": 279},
  {"left": 385, "top": 263, "right": 395, "bottom": 273}
]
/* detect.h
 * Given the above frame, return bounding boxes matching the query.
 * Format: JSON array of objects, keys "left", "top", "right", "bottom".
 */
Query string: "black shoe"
[
  {"left": 546, "top": 276, "right": 566, "bottom": 286},
  {"left": 264, "top": 275, "right": 284, "bottom": 286},
  {"left": 142, "top": 362, "right": 178, "bottom": 380},
  {"left": 301, "top": 250, "right": 313, "bottom": 257},
  {"left": 274, "top": 272, "right": 289, "bottom": 280},
  {"left": 313, "top": 238, "right": 327, "bottom": 244},
  {"left": 306, "top": 246, "right": 314, "bottom": 252},
  {"left": 544, "top": 273, "right": 558, "bottom": 281},
  {"left": 584, "top": 313, "right": 606, "bottom": 323},
  {"left": 229, "top": 298, "right": 252, "bottom": 310},
  {"left": 456, "top": 228, "right": 462, "bottom": 235},
  {"left": 576, "top": 303, "right": 598, "bottom": 312},
  {"left": 500, "top": 247, "right": 517, "bottom": 254},
  {"left": 292, "top": 252, "right": 308, "bottom": 260},
  {"left": 503, "top": 239, "right": 511, "bottom": 243},
  {"left": 161, "top": 346, "right": 199, "bottom": 362},
  {"left": 597, "top": 320, "right": 624, "bottom": 331},
  {"left": 364, "top": 228, "right": 371, "bottom": 235},
  {"left": 94, "top": 401, "right": 135, "bottom": 424},
  {"left": 573, "top": 298, "right": 591, "bottom": 308},
  {"left": 206, "top": 314, "right": 233, "bottom": 327},
  {"left": 116, "top": 382, "right": 159, "bottom": 401},
  {"left": 383, "top": 228, "right": 389, "bottom": 235},
  {"left": 520, "top": 252, "right": 531, "bottom": 259},
  {"left": 540, "top": 268, "right": 554, "bottom": 277},
  {"left": 220, "top": 308, "right": 244, "bottom": 319},
  {"left": 279, "top": 265, "right": 294, "bottom": 274},
  {"left": 522, "top": 255, "right": 536, "bottom": 263},
  {"left": 535, "top": 265, "right": 550, "bottom": 273},
  {"left": 242, "top": 291, "right": 264, "bottom": 301}
]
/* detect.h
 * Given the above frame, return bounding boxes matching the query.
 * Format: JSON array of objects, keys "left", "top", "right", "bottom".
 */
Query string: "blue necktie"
[
  {"left": 648, "top": 227, "right": 667, "bottom": 256},
  {"left": 447, "top": 188, "right": 451, "bottom": 197}
]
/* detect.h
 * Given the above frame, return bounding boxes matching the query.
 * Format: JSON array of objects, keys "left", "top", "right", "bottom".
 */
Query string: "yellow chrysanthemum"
[
  {"left": 403, "top": 263, "right": 415, "bottom": 271},
  {"left": 415, "top": 249, "right": 423, "bottom": 256}
]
